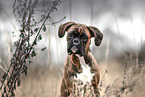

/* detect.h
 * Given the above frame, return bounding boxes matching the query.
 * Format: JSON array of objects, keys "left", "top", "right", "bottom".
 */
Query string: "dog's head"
[{"left": 58, "top": 22, "right": 103, "bottom": 56}]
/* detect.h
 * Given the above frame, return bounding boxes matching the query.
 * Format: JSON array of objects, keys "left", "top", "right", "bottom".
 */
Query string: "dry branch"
[{"left": 0, "top": 0, "right": 63, "bottom": 96}]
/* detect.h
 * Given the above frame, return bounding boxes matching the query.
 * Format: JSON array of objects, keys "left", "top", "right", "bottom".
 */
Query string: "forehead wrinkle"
[
  {"left": 76, "top": 25, "right": 87, "bottom": 36},
  {"left": 67, "top": 24, "right": 91, "bottom": 38}
]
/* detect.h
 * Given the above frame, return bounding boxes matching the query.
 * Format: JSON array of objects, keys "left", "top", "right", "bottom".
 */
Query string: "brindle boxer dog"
[{"left": 58, "top": 22, "right": 103, "bottom": 97}]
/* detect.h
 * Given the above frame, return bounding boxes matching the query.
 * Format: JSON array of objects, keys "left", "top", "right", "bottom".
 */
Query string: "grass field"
[{"left": 0, "top": 59, "right": 143, "bottom": 97}]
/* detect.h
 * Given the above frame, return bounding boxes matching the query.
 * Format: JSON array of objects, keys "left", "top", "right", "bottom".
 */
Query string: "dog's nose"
[{"left": 73, "top": 38, "right": 80, "bottom": 45}]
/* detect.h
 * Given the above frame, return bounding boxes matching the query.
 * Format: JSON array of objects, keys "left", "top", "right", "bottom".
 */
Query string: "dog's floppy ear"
[
  {"left": 58, "top": 22, "right": 76, "bottom": 38},
  {"left": 87, "top": 26, "right": 103, "bottom": 46}
]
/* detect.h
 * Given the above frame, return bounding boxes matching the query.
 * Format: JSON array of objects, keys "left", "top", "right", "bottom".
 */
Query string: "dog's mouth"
[
  {"left": 68, "top": 46, "right": 79, "bottom": 55},
  {"left": 68, "top": 46, "right": 85, "bottom": 56},
  {"left": 70, "top": 46, "right": 78, "bottom": 53}
]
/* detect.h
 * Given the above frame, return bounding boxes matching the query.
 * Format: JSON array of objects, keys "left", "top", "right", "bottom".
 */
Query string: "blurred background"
[{"left": 0, "top": 0, "right": 145, "bottom": 97}]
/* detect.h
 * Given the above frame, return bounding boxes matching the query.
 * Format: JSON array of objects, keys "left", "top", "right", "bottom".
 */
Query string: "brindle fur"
[
  {"left": 58, "top": 22, "right": 103, "bottom": 97},
  {"left": 60, "top": 52, "right": 100, "bottom": 97}
]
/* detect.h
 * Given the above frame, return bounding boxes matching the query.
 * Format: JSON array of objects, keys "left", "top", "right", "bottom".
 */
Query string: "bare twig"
[{"left": 0, "top": 0, "right": 63, "bottom": 96}]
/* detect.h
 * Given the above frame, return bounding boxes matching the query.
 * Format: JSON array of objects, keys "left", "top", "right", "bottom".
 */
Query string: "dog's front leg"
[
  {"left": 60, "top": 78, "right": 71, "bottom": 97},
  {"left": 87, "top": 53, "right": 101, "bottom": 97},
  {"left": 92, "top": 74, "right": 101, "bottom": 97}
]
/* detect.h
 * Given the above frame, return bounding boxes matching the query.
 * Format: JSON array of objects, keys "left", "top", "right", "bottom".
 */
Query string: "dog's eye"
[
  {"left": 68, "top": 34, "right": 74, "bottom": 39},
  {"left": 81, "top": 36, "right": 87, "bottom": 42}
]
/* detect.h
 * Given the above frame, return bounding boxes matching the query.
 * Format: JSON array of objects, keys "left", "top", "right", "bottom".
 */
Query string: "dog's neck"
[
  {"left": 70, "top": 53, "right": 91, "bottom": 66},
  {"left": 73, "top": 54, "right": 95, "bottom": 85},
  {"left": 75, "top": 54, "right": 86, "bottom": 65}
]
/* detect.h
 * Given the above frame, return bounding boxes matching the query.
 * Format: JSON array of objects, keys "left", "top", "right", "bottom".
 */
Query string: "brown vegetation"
[{"left": 1, "top": 57, "right": 144, "bottom": 97}]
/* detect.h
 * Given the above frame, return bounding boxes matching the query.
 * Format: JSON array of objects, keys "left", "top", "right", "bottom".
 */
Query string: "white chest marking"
[{"left": 75, "top": 55, "right": 95, "bottom": 84}]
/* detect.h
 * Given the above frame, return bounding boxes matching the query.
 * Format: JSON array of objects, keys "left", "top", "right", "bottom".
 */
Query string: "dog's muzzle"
[
  {"left": 71, "top": 38, "right": 80, "bottom": 53},
  {"left": 68, "top": 38, "right": 85, "bottom": 56}
]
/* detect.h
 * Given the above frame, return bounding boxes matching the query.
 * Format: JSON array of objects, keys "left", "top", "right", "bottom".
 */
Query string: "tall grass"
[{"left": 0, "top": 1, "right": 145, "bottom": 97}]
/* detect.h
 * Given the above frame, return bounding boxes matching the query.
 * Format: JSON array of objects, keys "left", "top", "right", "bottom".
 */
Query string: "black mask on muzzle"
[{"left": 67, "top": 37, "right": 85, "bottom": 56}]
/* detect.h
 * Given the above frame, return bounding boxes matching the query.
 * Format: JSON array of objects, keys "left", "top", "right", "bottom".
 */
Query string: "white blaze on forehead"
[{"left": 75, "top": 55, "right": 95, "bottom": 84}]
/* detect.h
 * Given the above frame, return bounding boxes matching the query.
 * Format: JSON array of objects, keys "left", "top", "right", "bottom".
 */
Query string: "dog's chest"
[{"left": 74, "top": 56, "right": 95, "bottom": 85}]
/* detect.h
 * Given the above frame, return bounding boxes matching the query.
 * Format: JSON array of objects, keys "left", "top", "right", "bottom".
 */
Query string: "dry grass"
[
  {"left": 99, "top": 60, "right": 145, "bottom": 97},
  {"left": 0, "top": 56, "right": 145, "bottom": 97},
  {"left": 70, "top": 80, "right": 95, "bottom": 97},
  {"left": 14, "top": 65, "right": 62, "bottom": 97}
]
